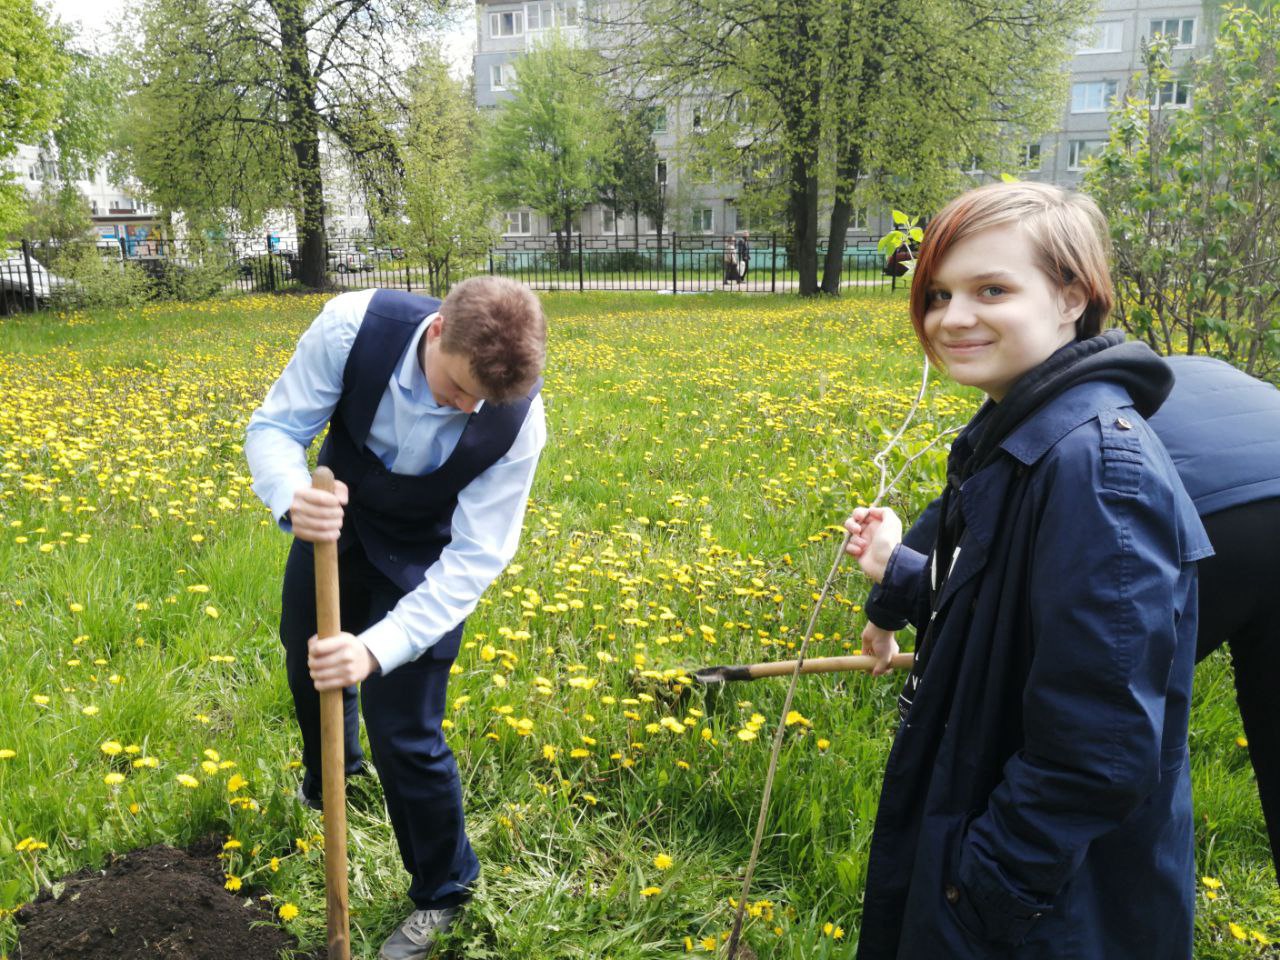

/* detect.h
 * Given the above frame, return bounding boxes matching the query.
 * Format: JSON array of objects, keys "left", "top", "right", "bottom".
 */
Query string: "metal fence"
[
  {"left": 1, "top": 232, "right": 905, "bottom": 314},
  {"left": 487, "top": 232, "right": 902, "bottom": 294}
]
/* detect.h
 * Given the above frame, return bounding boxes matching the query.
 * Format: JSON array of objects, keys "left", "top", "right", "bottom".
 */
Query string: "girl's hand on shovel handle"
[
  {"left": 290, "top": 480, "right": 350, "bottom": 543},
  {"left": 861, "top": 622, "right": 900, "bottom": 676},
  {"left": 843, "top": 506, "right": 902, "bottom": 584},
  {"left": 309, "top": 631, "right": 381, "bottom": 690}
]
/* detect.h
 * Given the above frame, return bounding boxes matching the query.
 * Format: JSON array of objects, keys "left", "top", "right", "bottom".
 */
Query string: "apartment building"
[{"left": 473, "top": 0, "right": 1214, "bottom": 239}]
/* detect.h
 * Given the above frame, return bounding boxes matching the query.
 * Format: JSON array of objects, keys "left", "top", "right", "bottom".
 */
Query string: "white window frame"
[
  {"left": 1150, "top": 17, "right": 1196, "bottom": 48},
  {"left": 489, "top": 10, "right": 524, "bottom": 37},
  {"left": 525, "top": 1, "right": 551, "bottom": 29},
  {"left": 849, "top": 208, "right": 868, "bottom": 231},
  {"left": 1022, "top": 142, "right": 1042, "bottom": 171},
  {"left": 1077, "top": 21, "right": 1123, "bottom": 54},
  {"left": 655, "top": 159, "right": 667, "bottom": 186},
  {"left": 558, "top": 1, "right": 577, "bottom": 26},
  {"left": 652, "top": 107, "right": 667, "bottom": 134},
  {"left": 601, "top": 207, "right": 616, "bottom": 233},
  {"left": 693, "top": 208, "right": 713, "bottom": 233},
  {"left": 1153, "top": 80, "right": 1193, "bottom": 109},
  {"left": 504, "top": 210, "right": 532, "bottom": 235},
  {"left": 490, "top": 62, "right": 517, "bottom": 91},
  {"left": 962, "top": 155, "right": 982, "bottom": 174},
  {"left": 1067, "top": 140, "right": 1106, "bottom": 171},
  {"left": 1070, "top": 79, "right": 1118, "bottom": 113}
]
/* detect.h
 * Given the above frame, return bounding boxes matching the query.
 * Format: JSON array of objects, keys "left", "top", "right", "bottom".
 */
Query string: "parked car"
[
  {"left": 238, "top": 253, "right": 295, "bottom": 283},
  {"left": 327, "top": 251, "right": 373, "bottom": 273},
  {"left": 0, "top": 252, "right": 71, "bottom": 313}
]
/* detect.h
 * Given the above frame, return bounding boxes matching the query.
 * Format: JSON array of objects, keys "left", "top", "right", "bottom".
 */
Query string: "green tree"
[
  {"left": 607, "top": 0, "right": 1087, "bottom": 295},
  {"left": 117, "top": 0, "right": 454, "bottom": 287},
  {"left": 596, "top": 102, "right": 662, "bottom": 249},
  {"left": 1088, "top": 7, "right": 1280, "bottom": 380},
  {"left": 0, "top": 0, "right": 70, "bottom": 233},
  {"left": 21, "top": 181, "right": 94, "bottom": 243},
  {"left": 476, "top": 34, "right": 615, "bottom": 269},
  {"left": 392, "top": 51, "right": 496, "bottom": 296}
]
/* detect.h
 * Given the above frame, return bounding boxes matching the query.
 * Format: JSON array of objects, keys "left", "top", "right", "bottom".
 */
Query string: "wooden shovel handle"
[
  {"left": 747, "top": 653, "right": 916, "bottom": 679},
  {"left": 312, "top": 467, "right": 350, "bottom": 960}
]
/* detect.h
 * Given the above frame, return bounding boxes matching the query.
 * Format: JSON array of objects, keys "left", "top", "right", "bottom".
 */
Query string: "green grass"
[{"left": 0, "top": 291, "right": 1274, "bottom": 958}]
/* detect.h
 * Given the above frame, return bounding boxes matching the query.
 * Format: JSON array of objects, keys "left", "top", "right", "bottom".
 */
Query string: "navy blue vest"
[{"left": 316, "top": 289, "right": 541, "bottom": 596}]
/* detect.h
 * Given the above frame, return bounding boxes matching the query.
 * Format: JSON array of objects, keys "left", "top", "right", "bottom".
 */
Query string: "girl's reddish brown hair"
[{"left": 908, "top": 181, "right": 1115, "bottom": 364}]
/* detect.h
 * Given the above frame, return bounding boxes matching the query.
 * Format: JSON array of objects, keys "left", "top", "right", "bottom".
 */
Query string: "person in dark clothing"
[
  {"left": 734, "top": 231, "right": 750, "bottom": 283},
  {"left": 842, "top": 181, "right": 1210, "bottom": 958},
  {"left": 863, "top": 354, "right": 1280, "bottom": 882}
]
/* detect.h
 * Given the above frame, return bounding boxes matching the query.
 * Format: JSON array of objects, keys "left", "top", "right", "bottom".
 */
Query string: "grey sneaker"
[
  {"left": 378, "top": 907, "right": 459, "bottom": 960},
  {"left": 294, "top": 783, "right": 322, "bottom": 811}
]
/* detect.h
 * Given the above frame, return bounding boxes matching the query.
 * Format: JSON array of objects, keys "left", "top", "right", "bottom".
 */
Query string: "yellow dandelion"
[
  {"left": 640, "top": 886, "right": 662, "bottom": 897},
  {"left": 100, "top": 741, "right": 123, "bottom": 756},
  {"left": 653, "top": 853, "right": 673, "bottom": 870},
  {"left": 103, "top": 772, "right": 125, "bottom": 786},
  {"left": 279, "top": 903, "right": 299, "bottom": 921},
  {"left": 176, "top": 774, "right": 200, "bottom": 788}
]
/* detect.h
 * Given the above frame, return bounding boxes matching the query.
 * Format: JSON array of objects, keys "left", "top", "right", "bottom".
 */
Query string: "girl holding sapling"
[{"left": 844, "top": 181, "right": 1210, "bottom": 959}]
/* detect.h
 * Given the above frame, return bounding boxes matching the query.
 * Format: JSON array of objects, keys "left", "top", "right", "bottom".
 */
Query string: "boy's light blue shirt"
[{"left": 245, "top": 289, "right": 546, "bottom": 673}]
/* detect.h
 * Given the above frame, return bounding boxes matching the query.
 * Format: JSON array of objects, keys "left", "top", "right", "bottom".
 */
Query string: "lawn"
[{"left": 0, "top": 291, "right": 1274, "bottom": 957}]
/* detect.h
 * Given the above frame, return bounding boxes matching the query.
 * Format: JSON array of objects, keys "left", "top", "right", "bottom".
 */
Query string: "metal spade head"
[{"left": 692, "top": 664, "right": 753, "bottom": 685}]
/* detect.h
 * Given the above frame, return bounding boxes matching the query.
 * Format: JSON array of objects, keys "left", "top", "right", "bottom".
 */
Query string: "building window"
[
  {"left": 1070, "top": 79, "right": 1118, "bottom": 113},
  {"left": 1150, "top": 17, "right": 1195, "bottom": 47},
  {"left": 692, "top": 108, "right": 704, "bottom": 131},
  {"left": 526, "top": 2, "right": 551, "bottom": 29},
  {"left": 602, "top": 207, "right": 616, "bottom": 233},
  {"left": 490, "top": 63, "right": 517, "bottom": 91},
  {"left": 559, "top": 2, "right": 577, "bottom": 26},
  {"left": 850, "top": 208, "right": 868, "bottom": 231},
  {"left": 693, "top": 208, "right": 713, "bottom": 233},
  {"left": 1153, "top": 80, "right": 1192, "bottom": 109},
  {"left": 1022, "top": 142, "right": 1042, "bottom": 170},
  {"left": 1067, "top": 140, "right": 1106, "bottom": 171},
  {"left": 505, "top": 210, "right": 532, "bottom": 235},
  {"left": 489, "top": 10, "right": 524, "bottom": 37},
  {"left": 1077, "top": 21, "right": 1123, "bottom": 54},
  {"left": 652, "top": 107, "right": 667, "bottom": 134},
  {"left": 963, "top": 155, "right": 982, "bottom": 174},
  {"left": 655, "top": 160, "right": 667, "bottom": 185}
]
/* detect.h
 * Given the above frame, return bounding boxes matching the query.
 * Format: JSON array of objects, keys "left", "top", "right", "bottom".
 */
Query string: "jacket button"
[
  {"left": 945, "top": 884, "right": 960, "bottom": 905},
  {"left": 1115, "top": 416, "right": 1132, "bottom": 430}
]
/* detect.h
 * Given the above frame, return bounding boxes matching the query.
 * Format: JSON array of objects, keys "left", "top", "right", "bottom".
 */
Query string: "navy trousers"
[
  {"left": 279, "top": 537, "right": 479, "bottom": 909},
  {"left": 1196, "top": 497, "right": 1280, "bottom": 881}
]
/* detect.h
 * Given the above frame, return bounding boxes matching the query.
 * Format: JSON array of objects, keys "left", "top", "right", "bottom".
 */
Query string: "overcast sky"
[{"left": 46, "top": 0, "right": 476, "bottom": 79}]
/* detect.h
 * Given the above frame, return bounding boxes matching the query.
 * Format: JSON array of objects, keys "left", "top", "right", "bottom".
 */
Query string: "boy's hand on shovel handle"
[
  {"left": 290, "top": 480, "right": 349, "bottom": 543},
  {"left": 309, "top": 632, "right": 381, "bottom": 690},
  {"left": 861, "top": 622, "right": 900, "bottom": 676}
]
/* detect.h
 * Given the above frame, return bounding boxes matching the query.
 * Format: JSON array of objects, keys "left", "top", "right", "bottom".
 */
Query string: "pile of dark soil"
[{"left": 14, "top": 840, "right": 318, "bottom": 959}]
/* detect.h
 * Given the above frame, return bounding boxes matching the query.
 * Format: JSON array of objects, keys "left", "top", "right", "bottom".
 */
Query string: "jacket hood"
[{"left": 965, "top": 330, "right": 1173, "bottom": 480}]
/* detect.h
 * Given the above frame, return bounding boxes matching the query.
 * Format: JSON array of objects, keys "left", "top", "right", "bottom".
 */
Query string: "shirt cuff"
[{"left": 359, "top": 616, "right": 427, "bottom": 676}]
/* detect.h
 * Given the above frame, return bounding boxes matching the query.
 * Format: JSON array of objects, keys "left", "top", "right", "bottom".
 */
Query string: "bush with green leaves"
[
  {"left": 1087, "top": 7, "right": 1280, "bottom": 381},
  {"left": 45, "top": 243, "right": 154, "bottom": 310}
]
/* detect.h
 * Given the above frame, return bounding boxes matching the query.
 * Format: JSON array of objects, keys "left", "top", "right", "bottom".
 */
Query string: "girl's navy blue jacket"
[{"left": 856, "top": 334, "right": 1212, "bottom": 959}]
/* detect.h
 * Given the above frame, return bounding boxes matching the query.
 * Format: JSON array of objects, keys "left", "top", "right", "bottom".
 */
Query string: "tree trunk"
[
  {"left": 820, "top": 142, "right": 863, "bottom": 294},
  {"left": 274, "top": 0, "right": 327, "bottom": 288},
  {"left": 785, "top": 8, "right": 822, "bottom": 296}
]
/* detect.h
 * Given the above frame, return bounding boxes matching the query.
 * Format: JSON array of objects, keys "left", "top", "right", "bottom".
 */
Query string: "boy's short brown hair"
[{"left": 439, "top": 277, "right": 547, "bottom": 403}]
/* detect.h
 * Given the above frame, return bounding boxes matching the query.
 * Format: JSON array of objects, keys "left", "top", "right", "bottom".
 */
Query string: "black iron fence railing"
[{"left": 0, "top": 233, "right": 905, "bottom": 314}]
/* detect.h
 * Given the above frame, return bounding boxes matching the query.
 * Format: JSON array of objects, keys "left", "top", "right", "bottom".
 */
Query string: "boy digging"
[{"left": 245, "top": 279, "right": 547, "bottom": 959}]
